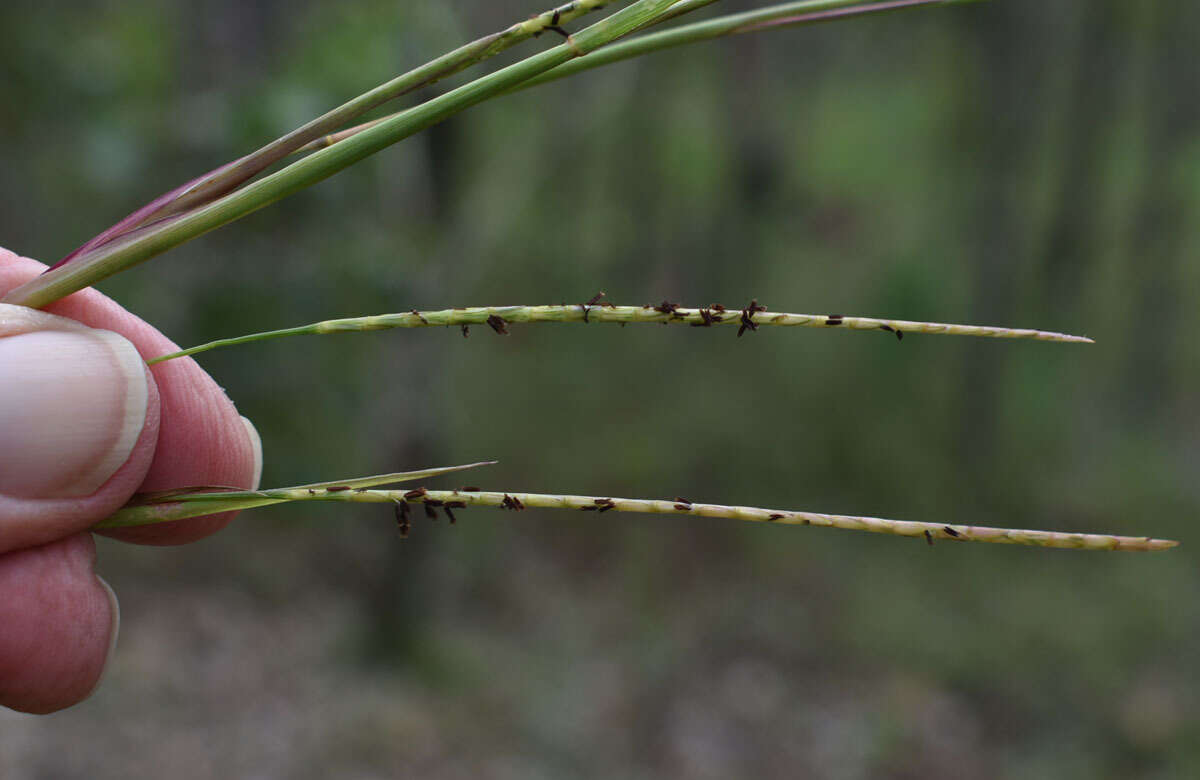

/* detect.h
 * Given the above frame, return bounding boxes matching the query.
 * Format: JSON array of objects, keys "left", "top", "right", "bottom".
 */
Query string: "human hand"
[{"left": 0, "top": 247, "right": 261, "bottom": 714}]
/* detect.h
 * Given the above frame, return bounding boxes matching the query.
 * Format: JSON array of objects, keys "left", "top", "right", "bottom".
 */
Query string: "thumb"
[
  {"left": 0, "top": 303, "right": 160, "bottom": 554},
  {"left": 0, "top": 307, "right": 149, "bottom": 713}
]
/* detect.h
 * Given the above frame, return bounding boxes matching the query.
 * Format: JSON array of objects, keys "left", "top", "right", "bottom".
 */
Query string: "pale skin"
[{"left": 0, "top": 247, "right": 261, "bottom": 714}]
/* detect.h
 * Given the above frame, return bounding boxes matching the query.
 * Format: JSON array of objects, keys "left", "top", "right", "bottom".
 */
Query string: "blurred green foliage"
[{"left": 1, "top": 1, "right": 1198, "bottom": 777}]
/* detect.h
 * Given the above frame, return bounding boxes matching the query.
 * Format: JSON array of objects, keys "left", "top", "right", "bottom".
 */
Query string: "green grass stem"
[
  {"left": 303, "top": 0, "right": 957, "bottom": 151},
  {"left": 2, "top": 0, "right": 692, "bottom": 309},
  {"left": 132, "top": 0, "right": 623, "bottom": 221},
  {"left": 23, "top": 2, "right": 621, "bottom": 281}
]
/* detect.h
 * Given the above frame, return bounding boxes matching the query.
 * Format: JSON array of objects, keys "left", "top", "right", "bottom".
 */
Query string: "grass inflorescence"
[
  {"left": 5, "top": 0, "right": 1171, "bottom": 555},
  {"left": 148, "top": 300, "right": 1092, "bottom": 364},
  {"left": 95, "top": 464, "right": 1178, "bottom": 552}
]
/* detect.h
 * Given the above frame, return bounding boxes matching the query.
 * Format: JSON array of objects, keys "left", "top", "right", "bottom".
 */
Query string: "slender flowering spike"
[
  {"left": 97, "top": 481, "right": 1178, "bottom": 552},
  {"left": 148, "top": 303, "right": 1092, "bottom": 363}
]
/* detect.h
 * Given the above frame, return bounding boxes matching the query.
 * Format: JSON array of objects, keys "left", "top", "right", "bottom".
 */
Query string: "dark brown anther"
[
  {"left": 533, "top": 8, "right": 568, "bottom": 37},
  {"left": 411, "top": 309, "right": 429, "bottom": 325},
  {"left": 710, "top": 304, "right": 727, "bottom": 313},
  {"left": 444, "top": 505, "right": 458, "bottom": 524},
  {"left": 738, "top": 311, "right": 756, "bottom": 338},
  {"left": 394, "top": 500, "right": 411, "bottom": 538},
  {"left": 654, "top": 301, "right": 680, "bottom": 316},
  {"left": 692, "top": 309, "right": 715, "bottom": 328},
  {"left": 943, "top": 526, "right": 961, "bottom": 538},
  {"left": 924, "top": 530, "right": 934, "bottom": 546},
  {"left": 879, "top": 323, "right": 903, "bottom": 341},
  {"left": 425, "top": 503, "right": 439, "bottom": 520},
  {"left": 594, "top": 498, "right": 616, "bottom": 513},
  {"left": 462, "top": 324, "right": 470, "bottom": 338},
  {"left": 579, "top": 505, "right": 598, "bottom": 511},
  {"left": 459, "top": 486, "right": 480, "bottom": 492},
  {"left": 486, "top": 315, "right": 509, "bottom": 335},
  {"left": 826, "top": 315, "right": 844, "bottom": 326},
  {"left": 404, "top": 487, "right": 427, "bottom": 500},
  {"left": 307, "top": 489, "right": 317, "bottom": 495},
  {"left": 737, "top": 299, "right": 767, "bottom": 337},
  {"left": 674, "top": 504, "right": 692, "bottom": 511},
  {"left": 501, "top": 493, "right": 525, "bottom": 511},
  {"left": 768, "top": 513, "right": 785, "bottom": 521},
  {"left": 581, "top": 292, "right": 605, "bottom": 323},
  {"left": 674, "top": 497, "right": 693, "bottom": 506},
  {"left": 325, "top": 486, "right": 352, "bottom": 492},
  {"left": 425, "top": 499, "right": 445, "bottom": 508}
]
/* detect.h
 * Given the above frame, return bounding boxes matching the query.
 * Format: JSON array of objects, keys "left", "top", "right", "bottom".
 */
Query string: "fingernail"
[
  {"left": 85, "top": 574, "right": 121, "bottom": 701},
  {"left": 241, "top": 416, "right": 263, "bottom": 490},
  {"left": 0, "top": 310, "right": 148, "bottom": 498}
]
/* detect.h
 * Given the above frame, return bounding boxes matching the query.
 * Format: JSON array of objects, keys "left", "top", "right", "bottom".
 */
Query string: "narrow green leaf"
[{"left": 98, "top": 461, "right": 498, "bottom": 529}]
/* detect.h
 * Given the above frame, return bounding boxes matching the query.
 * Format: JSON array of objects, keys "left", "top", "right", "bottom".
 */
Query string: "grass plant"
[{"left": 3, "top": 0, "right": 1174, "bottom": 551}]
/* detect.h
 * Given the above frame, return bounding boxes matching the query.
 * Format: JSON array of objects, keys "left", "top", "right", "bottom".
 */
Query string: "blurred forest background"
[{"left": 2, "top": 1, "right": 1198, "bottom": 777}]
